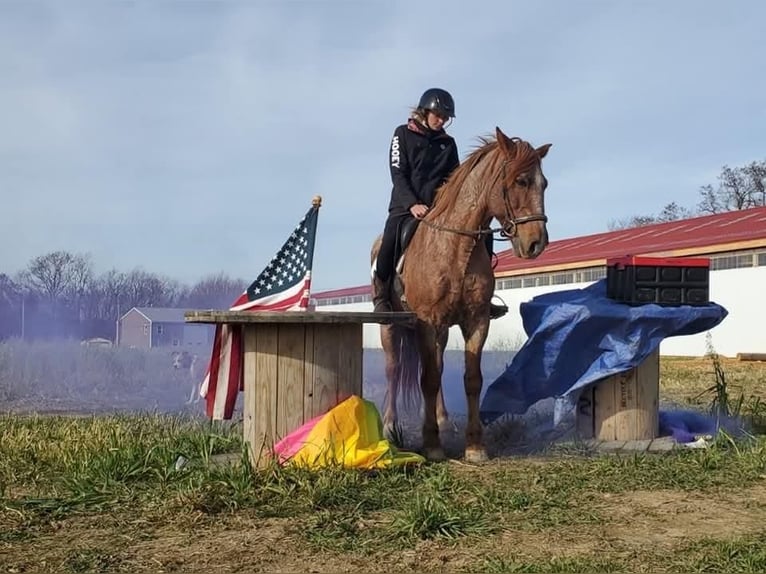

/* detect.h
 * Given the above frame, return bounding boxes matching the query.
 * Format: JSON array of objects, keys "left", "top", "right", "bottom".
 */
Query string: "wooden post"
[
  {"left": 736, "top": 353, "right": 766, "bottom": 362},
  {"left": 186, "top": 310, "right": 415, "bottom": 468},
  {"left": 576, "top": 348, "right": 660, "bottom": 441}
]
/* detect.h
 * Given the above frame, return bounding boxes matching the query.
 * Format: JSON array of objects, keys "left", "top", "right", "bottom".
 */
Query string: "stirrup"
[
  {"left": 489, "top": 303, "right": 508, "bottom": 320},
  {"left": 489, "top": 294, "right": 509, "bottom": 320}
]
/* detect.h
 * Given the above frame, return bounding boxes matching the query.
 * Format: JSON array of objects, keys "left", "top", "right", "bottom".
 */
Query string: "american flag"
[{"left": 199, "top": 199, "right": 321, "bottom": 420}]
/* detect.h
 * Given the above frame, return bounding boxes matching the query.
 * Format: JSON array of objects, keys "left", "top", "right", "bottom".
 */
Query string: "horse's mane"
[{"left": 428, "top": 135, "right": 540, "bottom": 220}]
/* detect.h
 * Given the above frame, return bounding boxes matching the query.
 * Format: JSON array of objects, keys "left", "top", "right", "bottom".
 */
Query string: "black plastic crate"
[{"left": 606, "top": 256, "right": 710, "bottom": 306}]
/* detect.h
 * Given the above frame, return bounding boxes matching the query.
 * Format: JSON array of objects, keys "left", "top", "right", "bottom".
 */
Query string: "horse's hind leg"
[
  {"left": 461, "top": 317, "right": 490, "bottom": 463},
  {"left": 381, "top": 324, "right": 401, "bottom": 442},
  {"left": 434, "top": 334, "right": 455, "bottom": 433}
]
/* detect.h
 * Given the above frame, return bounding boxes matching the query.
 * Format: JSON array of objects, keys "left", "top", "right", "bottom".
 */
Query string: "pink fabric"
[{"left": 272, "top": 411, "right": 326, "bottom": 463}]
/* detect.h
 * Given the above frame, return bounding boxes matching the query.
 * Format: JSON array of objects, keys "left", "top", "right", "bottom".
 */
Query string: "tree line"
[
  {"left": 608, "top": 158, "right": 766, "bottom": 230},
  {"left": 0, "top": 255, "right": 248, "bottom": 342}
]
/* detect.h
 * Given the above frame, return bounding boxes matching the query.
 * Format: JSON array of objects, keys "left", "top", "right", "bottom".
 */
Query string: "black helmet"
[{"left": 418, "top": 88, "right": 455, "bottom": 118}]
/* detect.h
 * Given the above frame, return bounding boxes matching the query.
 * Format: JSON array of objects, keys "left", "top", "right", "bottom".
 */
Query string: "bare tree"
[
  {"left": 698, "top": 160, "right": 766, "bottom": 214},
  {"left": 22, "top": 251, "right": 77, "bottom": 301},
  {"left": 121, "top": 269, "right": 181, "bottom": 309},
  {"left": 91, "top": 269, "right": 129, "bottom": 321},
  {"left": 611, "top": 158, "right": 766, "bottom": 229},
  {"left": 0, "top": 274, "right": 21, "bottom": 339},
  {"left": 607, "top": 202, "right": 693, "bottom": 231},
  {"left": 62, "top": 254, "right": 95, "bottom": 322},
  {"left": 179, "top": 272, "right": 248, "bottom": 309}
]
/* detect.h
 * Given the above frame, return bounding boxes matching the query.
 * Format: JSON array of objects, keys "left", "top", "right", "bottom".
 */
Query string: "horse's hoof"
[
  {"left": 424, "top": 447, "right": 447, "bottom": 462},
  {"left": 464, "top": 448, "right": 489, "bottom": 464}
]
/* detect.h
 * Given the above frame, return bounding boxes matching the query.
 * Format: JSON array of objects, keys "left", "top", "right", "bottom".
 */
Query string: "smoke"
[{"left": 0, "top": 338, "right": 209, "bottom": 415}]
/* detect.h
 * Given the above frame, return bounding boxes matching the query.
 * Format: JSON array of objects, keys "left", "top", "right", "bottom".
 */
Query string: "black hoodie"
[{"left": 387, "top": 118, "right": 460, "bottom": 215}]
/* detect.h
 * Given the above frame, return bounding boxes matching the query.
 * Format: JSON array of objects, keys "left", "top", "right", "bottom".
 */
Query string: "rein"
[{"left": 420, "top": 158, "right": 547, "bottom": 241}]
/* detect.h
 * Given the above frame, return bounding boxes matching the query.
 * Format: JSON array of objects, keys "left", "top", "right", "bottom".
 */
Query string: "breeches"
[{"left": 376, "top": 212, "right": 412, "bottom": 282}]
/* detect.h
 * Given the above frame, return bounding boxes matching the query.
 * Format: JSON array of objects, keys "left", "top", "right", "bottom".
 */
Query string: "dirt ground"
[{"left": 4, "top": 481, "right": 765, "bottom": 573}]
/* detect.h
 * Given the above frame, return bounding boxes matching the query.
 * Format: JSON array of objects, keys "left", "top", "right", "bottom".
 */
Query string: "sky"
[{"left": 1, "top": 1, "right": 765, "bottom": 293}]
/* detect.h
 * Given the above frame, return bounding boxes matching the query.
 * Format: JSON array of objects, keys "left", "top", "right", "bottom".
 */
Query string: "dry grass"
[{"left": 661, "top": 356, "right": 766, "bottom": 432}]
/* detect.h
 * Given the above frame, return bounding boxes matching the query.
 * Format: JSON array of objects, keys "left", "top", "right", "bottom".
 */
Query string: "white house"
[{"left": 312, "top": 207, "right": 766, "bottom": 358}]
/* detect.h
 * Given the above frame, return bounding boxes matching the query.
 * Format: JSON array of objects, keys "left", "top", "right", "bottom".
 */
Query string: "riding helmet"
[{"left": 418, "top": 88, "right": 456, "bottom": 118}]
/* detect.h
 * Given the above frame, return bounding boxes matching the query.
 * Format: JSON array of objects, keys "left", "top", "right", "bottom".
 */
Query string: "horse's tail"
[{"left": 397, "top": 326, "right": 422, "bottom": 414}]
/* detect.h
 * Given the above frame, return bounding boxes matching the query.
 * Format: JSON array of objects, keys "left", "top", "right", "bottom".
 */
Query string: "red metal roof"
[
  {"left": 311, "top": 284, "right": 371, "bottom": 299},
  {"left": 313, "top": 207, "right": 766, "bottom": 299},
  {"left": 495, "top": 205, "right": 766, "bottom": 275}
]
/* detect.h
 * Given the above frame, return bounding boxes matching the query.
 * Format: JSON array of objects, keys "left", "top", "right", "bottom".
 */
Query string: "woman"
[{"left": 373, "top": 87, "right": 507, "bottom": 319}]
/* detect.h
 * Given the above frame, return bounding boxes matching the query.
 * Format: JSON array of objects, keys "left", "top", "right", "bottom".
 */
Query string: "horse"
[
  {"left": 171, "top": 350, "right": 201, "bottom": 404},
  {"left": 370, "top": 127, "right": 551, "bottom": 463}
]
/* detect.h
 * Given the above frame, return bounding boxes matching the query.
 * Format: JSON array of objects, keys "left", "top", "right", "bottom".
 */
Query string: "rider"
[{"left": 373, "top": 87, "right": 508, "bottom": 319}]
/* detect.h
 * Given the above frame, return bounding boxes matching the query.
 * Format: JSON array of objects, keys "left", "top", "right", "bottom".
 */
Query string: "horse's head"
[{"left": 487, "top": 127, "right": 551, "bottom": 259}]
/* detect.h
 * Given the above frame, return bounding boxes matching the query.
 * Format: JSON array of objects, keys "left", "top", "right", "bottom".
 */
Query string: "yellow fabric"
[{"left": 286, "top": 395, "right": 424, "bottom": 469}]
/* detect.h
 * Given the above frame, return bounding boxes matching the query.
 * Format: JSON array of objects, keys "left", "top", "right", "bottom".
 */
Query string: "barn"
[
  {"left": 311, "top": 206, "right": 766, "bottom": 357},
  {"left": 117, "top": 307, "right": 215, "bottom": 350}
]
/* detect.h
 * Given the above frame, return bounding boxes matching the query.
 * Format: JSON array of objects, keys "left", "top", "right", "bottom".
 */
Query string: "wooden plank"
[
  {"left": 336, "top": 324, "right": 363, "bottom": 403},
  {"left": 615, "top": 366, "right": 638, "bottom": 440},
  {"left": 254, "top": 324, "right": 278, "bottom": 468},
  {"left": 575, "top": 386, "right": 595, "bottom": 439},
  {"left": 633, "top": 348, "right": 659, "bottom": 440},
  {"left": 311, "top": 324, "right": 340, "bottom": 418},
  {"left": 594, "top": 371, "right": 620, "bottom": 441},
  {"left": 303, "top": 324, "right": 316, "bottom": 423},
  {"left": 185, "top": 310, "right": 416, "bottom": 325},
  {"left": 275, "top": 324, "right": 306, "bottom": 440},
  {"left": 242, "top": 327, "right": 259, "bottom": 467}
]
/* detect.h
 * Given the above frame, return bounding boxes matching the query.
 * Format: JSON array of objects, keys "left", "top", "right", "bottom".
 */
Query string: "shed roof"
[{"left": 126, "top": 307, "right": 189, "bottom": 323}]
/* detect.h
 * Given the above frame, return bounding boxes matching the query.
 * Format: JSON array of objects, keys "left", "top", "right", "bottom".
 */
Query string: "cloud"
[{"left": 1, "top": 1, "right": 764, "bottom": 290}]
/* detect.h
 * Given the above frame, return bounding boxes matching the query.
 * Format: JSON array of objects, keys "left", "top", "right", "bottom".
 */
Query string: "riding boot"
[
  {"left": 372, "top": 273, "right": 392, "bottom": 313},
  {"left": 489, "top": 301, "right": 509, "bottom": 320},
  {"left": 484, "top": 233, "right": 508, "bottom": 319}
]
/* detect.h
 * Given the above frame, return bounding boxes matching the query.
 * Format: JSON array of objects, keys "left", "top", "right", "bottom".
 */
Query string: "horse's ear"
[
  {"left": 536, "top": 143, "right": 552, "bottom": 159},
  {"left": 495, "top": 127, "right": 513, "bottom": 156}
]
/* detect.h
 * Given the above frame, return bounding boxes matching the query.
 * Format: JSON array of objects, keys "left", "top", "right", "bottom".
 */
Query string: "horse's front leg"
[
  {"left": 417, "top": 323, "right": 447, "bottom": 461},
  {"left": 461, "top": 316, "right": 490, "bottom": 463}
]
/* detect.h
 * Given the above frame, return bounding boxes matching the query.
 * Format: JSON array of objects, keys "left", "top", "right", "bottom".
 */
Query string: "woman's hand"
[{"left": 410, "top": 204, "right": 430, "bottom": 219}]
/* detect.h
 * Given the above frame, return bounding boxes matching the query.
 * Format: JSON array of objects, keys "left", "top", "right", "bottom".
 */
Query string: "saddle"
[
  {"left": 394, "top": 218, "right": 420, "bottom": 274},
  {"left": 373, "top": 217, "right": 509, "bottom": 319}
]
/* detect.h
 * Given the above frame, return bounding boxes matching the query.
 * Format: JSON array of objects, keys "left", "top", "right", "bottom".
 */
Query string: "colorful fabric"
[
  {"left": 200, "top": 201, "right": 320, "bottom": 420},
  {"left": 272, "top": 395, "right": 425, "bottom": 469}
]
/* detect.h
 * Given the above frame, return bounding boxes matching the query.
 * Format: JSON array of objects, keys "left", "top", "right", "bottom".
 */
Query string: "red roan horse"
[{"left": 370, "top": 127, "right": 551, "bottom": 462}]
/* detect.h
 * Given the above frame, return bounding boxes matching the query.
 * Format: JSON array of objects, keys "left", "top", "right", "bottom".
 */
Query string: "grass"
[{"left": 1, "top": 344, "right": 766, "bottom": 572}]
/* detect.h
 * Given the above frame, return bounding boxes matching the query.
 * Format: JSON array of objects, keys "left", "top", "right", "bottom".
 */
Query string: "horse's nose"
[{"left": 529, "top": 239, "right": 546, "bottom": 258}]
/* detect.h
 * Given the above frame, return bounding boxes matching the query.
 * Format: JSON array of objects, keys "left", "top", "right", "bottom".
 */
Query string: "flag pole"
[{"left": 306, "top": 195, "right": 322, "bottom": 310}]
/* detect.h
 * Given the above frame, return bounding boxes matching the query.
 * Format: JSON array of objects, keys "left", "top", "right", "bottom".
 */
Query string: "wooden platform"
[
  {"left": 186, "top": 310, "right": 416, "bottom": 468},
  {"left": 185, "top": 310, "right": 417, "bottom": 325},
  {"left": 576, "top": 348, "right": 660, "bottom": 441}
]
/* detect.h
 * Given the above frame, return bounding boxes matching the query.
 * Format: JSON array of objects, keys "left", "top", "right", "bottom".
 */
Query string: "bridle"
[{"left": 420, "top": 158, "right": 548, "bottom": 241}]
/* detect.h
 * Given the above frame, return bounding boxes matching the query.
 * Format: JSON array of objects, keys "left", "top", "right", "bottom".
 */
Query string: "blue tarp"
[{"left": 479, "top": 279, "right": 728, "bottom": 426}]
